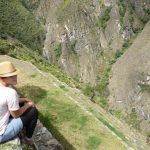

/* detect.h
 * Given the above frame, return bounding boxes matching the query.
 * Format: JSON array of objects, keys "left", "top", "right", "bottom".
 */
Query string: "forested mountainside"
[{"left": 0, "top": 0, "right": 150, "bottom": 149}]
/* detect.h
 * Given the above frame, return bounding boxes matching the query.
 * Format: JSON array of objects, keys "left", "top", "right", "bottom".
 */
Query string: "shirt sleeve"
[{"left": 7, "top": 89, "right": 20, "bottom": 111}]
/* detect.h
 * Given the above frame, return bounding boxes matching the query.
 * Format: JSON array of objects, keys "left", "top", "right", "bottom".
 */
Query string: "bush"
[
  {"left": 97, "top": 7, "right": 112, "bottom": 30},
  {"left": 82, "top": 83, "right": 94, "bottom": 97},
  {"left": 118, "top": 0, "right": 126, "bottom": 24},
  {"left": 93, "top": 95, "right": 108, "bottom": 109},
  {"left": 122, "top": 39, "right": 131, "bottom": 49},
  {"left": 54, "top": 43, "right": 62, "bottom": 61},
  {"left": 139, "top": 84, "right": 150, "bottom": 92},
  {"left": 96, "top": 63, "right": 112, "bottom": 94},
  {"left": 20, "top": 0, "right": 40, "bottom": 11},
  {"left": 125, "top": 108, "right": 141, "bottom": 131}
]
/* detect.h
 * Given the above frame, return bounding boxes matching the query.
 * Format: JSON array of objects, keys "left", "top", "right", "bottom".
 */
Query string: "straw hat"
[{"left": 0, "top": 61, "right": 19, "bottom": 77}]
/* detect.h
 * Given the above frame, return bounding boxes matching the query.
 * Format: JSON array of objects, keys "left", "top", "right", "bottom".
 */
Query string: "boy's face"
[{"left": 2, "top": 75, "right": 17, "bottom": 86}]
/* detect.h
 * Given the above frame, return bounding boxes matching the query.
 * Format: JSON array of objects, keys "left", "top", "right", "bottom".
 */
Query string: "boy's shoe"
[{"left": 22, "top": 137, "right": 34, "bottom": 146}]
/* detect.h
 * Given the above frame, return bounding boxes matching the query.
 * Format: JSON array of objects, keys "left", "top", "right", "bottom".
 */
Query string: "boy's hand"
[{"left": 27, "top": 101, "right": 35, "bottom": 107}]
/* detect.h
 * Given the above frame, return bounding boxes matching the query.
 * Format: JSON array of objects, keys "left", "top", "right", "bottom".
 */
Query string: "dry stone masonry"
[
  {"left": 33, "top": 120, "right": 64, "bottom": 150},
  {"left": 0, "top": 120, "right": 63, "bottom": 150}
]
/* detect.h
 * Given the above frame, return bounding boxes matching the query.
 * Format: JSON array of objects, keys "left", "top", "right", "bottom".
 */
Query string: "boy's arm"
[
  {"left": 19, "top": 98, "right": 32, "bottom": 103},
  {"left": 10, "top": 102, "right": 33, "bottom": 118}
]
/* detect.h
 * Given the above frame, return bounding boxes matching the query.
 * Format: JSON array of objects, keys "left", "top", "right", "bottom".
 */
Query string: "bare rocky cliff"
[
  {"left": 34, "top": 0, "right": 149, "bottom": 84},
  {"left": 108, "top": 21, "right": 150, "bottom": 136}
]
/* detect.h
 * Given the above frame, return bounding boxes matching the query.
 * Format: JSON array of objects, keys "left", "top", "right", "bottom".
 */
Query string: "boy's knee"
[{"left": 30, "top": 107, "right": 38, "bottom": 117}]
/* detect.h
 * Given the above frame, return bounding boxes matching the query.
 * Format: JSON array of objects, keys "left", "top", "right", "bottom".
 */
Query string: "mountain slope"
[
  {"left": 0, "top": 55, "right": 149, "bottom": 150},
  {"left": 0, "top": 0, "right": 44, "bottom": 51},
  {"left": 108, "top": 21, "right": 150, "bottom": 136},
  {"left": 33, "top": 0, "right": 150, "bottom": 84}
]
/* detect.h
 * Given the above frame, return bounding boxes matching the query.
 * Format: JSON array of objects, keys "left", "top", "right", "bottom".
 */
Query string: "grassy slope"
[{"left": 0, "top": 55, "right": 149, "bottom": 150}]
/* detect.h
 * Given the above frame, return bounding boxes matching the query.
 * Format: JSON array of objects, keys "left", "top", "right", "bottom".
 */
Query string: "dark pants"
[{"left": 19, "top": 103, "right": 38, "bottom": 138}]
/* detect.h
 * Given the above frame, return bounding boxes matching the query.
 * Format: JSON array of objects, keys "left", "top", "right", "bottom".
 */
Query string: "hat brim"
[{"left": 0, "top": 69, "right": 19, "bottom": 77}]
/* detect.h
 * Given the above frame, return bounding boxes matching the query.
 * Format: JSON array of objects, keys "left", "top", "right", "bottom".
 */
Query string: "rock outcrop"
[
  {"left": 0, "top": 120, "right": 63, "bottom": 150},
  {"left": 0, "top": 137, "right": 22, "bottom": 150},
  {"left": 33, "top": 120, "right": 64, "bottom": 150}
]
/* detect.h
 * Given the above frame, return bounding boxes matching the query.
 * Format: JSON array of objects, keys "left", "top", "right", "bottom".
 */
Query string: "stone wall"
[
  {"left": 33, "top": 120, "right": 64, "bottom": 150},
  {"left": 0, "top": 120, "right": 63, "bottom": 150}
]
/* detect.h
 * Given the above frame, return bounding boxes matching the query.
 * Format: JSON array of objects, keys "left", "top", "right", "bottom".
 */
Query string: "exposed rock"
[
  {"left": 0, "top": 120, "right": 63, "bottom": 150},
  {"left": 33, "top": 0, "right": 150, "bottom": 85},
  {"left": 33, "top": 120, "right": 64, "bottom": 150},
  {"left": 0, "top": 137, "right": 22, "bottom": 150},
  {"left": 108, "top": 21, "right": 150, "bottom": 134}
]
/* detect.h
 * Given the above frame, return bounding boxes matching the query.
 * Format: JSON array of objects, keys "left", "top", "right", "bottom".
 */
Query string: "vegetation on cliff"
[
  {"left": 0, "top": 38, "right": 82, "bottom": 90},
  {"left": 0, "top": 0, "right": 44, "bottom": 51}
]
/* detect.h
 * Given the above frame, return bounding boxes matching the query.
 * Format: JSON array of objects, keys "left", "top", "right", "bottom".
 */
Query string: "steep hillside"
[
  {"left": 1, "top": 0, "right": 150, "bottom": 149},
  {"left": 33, "top": 0, "right": 150, "bottom": 84},
  {"left": 108, "top": 21, "right": 150, "bottom": 137},
  {"left": 0, "top": 0, "right": 44, "bottom": 51},
  {"left": 0, "top": 55, "right": 150, "bottom": 150}
]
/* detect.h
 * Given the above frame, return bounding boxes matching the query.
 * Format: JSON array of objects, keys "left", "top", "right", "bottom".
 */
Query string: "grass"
[
  {"left": 16, "top": 79, "right": 127, "bottom": 150},
  {"left": 54, "top": 43, "right": 62, "bottom": 62},
  {"left": 97, "top": 6, "right": 112, "bottom": 30},
  {"left": 0, "top": 143, "right": 19, "bottom": 148},
  {"left": 97, "top": 115, "right": 128, "bottom": 143},
  {"left": 125, "top": 108, "right": 141, "bottom": 131},
  {"left": 86, "top": 136, "right": 101, "bottom": 150},
  {"left": 56, "top": 0, "right": 72, "bottom": 24},
  {"left": 20, "top": 0, "right": 40, "bottom": 12},
  {"left": 118, "top": 0, "right": 126, "bottom": 24},
  {"left": 139, "top": 84, "right": 150, "bottom": 92},
  {"left": 59, "top": 85, "right": 68, "bottom": 91},
  {"left": 93, "top": 95, "right": 109, "bottom": 109},
  {"left": 22, "top": 145, "right": 33, "bottom": 150}
]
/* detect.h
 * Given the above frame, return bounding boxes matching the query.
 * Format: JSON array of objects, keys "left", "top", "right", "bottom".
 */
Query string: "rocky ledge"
[
  {"left": 0, "top": 120, "right": 64, "bottom": 150},
  {"left": 0, "top": 137, "right": 22, "bottom": 150},
  {"left": 33, "top": 120, "right": 64, "bottom": 150}
]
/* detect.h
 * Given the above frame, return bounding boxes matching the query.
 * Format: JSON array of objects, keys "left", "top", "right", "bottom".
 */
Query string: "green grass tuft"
[
  {"left": 86, "top": 136, "right": 101, "bottom": 150},
  {"left": 139, "top": 84, "right": 150, "bottom": 92}
]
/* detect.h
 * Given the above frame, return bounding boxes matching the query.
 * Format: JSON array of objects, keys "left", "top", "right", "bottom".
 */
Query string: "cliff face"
[
  {"left": 34, "top": 0, "right": 149, "bottom": 84},
  {"left": 108, "top": 21, "right": 150, "bottom": 135}
]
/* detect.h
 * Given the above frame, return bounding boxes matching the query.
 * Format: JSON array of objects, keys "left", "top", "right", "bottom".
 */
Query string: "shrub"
[
  {"left": 139, "top": 84, "right": 150, "bottom": 92},
  {"left": 20, "top": 0, "right": 40, "bottom": 11},
  {"left": 82, "top": 83, "right": 94, "bottom": 98},
  {"left": 125, "top": 108, "right": 141, "bottom": 131},
  {"left": 97, "top": 7, "right": 112, "bottom": 30},
  {"left": 54, "top": 43, "right": 62, "bottom": 61},
  {"left": 118, "top": 0, "right": 126, "bottom": 24}
]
